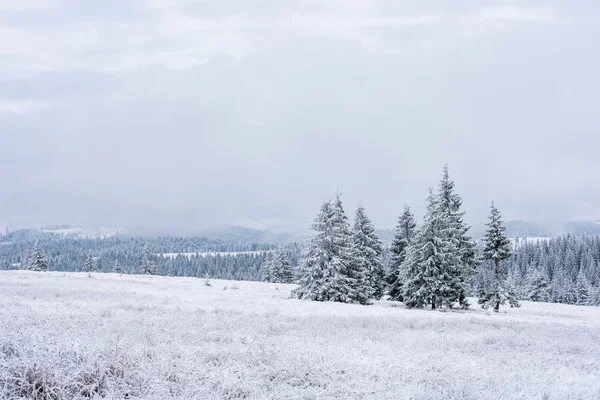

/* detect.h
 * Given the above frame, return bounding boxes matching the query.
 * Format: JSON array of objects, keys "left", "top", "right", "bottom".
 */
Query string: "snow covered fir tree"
[
  {"left": 436, "top": 165, "right": 478, "bottom": 308},
  {"left": 84, "top": 250, "right": 97, "bottom": 274},
  {"left": 401, "top": 189, "right": 459, "bottom": 310},
  {"left": 351, "top": 205, "right": 385, "bottom": 299},
  {"left": 386, "top": 205, "right": 416, "bottom": 301},
  {"left": 260, "top": 252, "right": 273, "bottom": 282},
  {"left": 399, "top": 166, "right": 477, "bottom": 310},
  {"left": 25, "top": 241, "right": 48, "bottom": 272},
  {"left": 2, "top": 165, "right": 600, "bottom": 308},
  {"left": 261, "top": 250, "right": 294, "bottom": 283},
  {"left": 294, "top": 194, "right": 372, "bottom": 304},
  {"left": 477, "top": 203, "right": 520, "bottom": 312},
  {"left": 139, "top": 247, "right": 158, "bottom": 275}
]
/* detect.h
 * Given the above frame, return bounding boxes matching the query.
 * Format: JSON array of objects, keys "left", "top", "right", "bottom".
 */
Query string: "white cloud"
[
  {"left": 0, "top": 7, "right": 251, "bottom": 75},
  {"left": 281, "top": 14, "right": 441, "bottom": 47},
  {"left": 0, "top": 98, "right": 49, "bottom": 114},
  {"left": 476, "top": 6, "right": 567, "bottom": 24},
  {"left": 0, "top": 0, "right": 58, "bottom": 12}
]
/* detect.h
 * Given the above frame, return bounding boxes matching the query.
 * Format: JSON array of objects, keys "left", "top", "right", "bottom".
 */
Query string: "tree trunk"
[{"left": 493, "top": 260, "right": 500, "bottom": 312}]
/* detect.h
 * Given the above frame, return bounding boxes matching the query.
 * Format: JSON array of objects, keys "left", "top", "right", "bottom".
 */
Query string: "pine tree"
[
  {"left": 294, "top": 194, "right": 359, "bottom": 303},
  {"left": 402, "top": 189, "right": 457, "bottom": 309},
  {"left": 325, "top": 194, "right": 358, "bottom": 303},
  {"left": 525, "top": 268, "right": 551, "bottom": 302},
  {"left": 270, "top": 250, "right": 294, "bottom": 283},
  {"left": 575, "top": 269, "right": 591, "bottom": 305},
  {"left": 84, "top": 250, "right": 97, "bottom": 273},
  {"left": 260, "top": 253, "right": 273, "bottom": 282},
  {"left": 139, "top": 246, "right": 158, "bottom": 275},
  {"left": 436, "top": 165, "right": 478, "bottom": 308},
  {"left": 294, "top": 201, "right": 333, "bottom": 301},
  {"left": 25, "top": 241, "right": 48, "bottom": 272},
  {"left": 386, "top": 205, "right": 416, "bottom": 301},
  {"left": 478, "top": 202, "right": 520, "bottom": 312},
  {"left": 349, "top": 204, "right": 384, "bottom": 302}
]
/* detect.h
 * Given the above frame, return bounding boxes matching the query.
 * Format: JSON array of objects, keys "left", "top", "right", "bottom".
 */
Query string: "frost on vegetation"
[{"left": 1, "top": 271, "right": 600, "bottom": 399}]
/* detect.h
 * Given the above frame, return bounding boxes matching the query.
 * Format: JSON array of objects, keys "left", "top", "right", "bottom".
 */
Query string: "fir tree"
[
  {"left": 575, "top": 269, "right": 591, "bottom": 305},
  {"left": 25, "top": 241, "right": 48, "bottom": 272},
  {"left": 294, "top": 201, "right": 333, "bottom": 301},
  {"left": 270, "top": 250, "right": 294, "bottom": 283},
  {"left": 436, "top": 165, "right": 477, "bottom": 308},
  {"left": 525, "top": 268, "right": 551, "bottom": 302},
  {"left": 326, "top": 194, "right": 358, "bottom": 303},
  {"left": 386, "top": 205, "right": 416, "bottom": 301},
  {"left": 349, "top": 204, "right": 384, "bottom": 303},
  {"left": 295, "top": 194, "right": 358, "bottom": 303},
  {"left": 402, "top": 189, "right": 457, "bottom": 309},
  {"left": 84, "top": 250, "right": 97, "bottom": 273},
  {"left": 260, "top": 253, "right": 273, "bottom": 282},
  {"left": 478, "top": 202, "right": 520, "bottom": 312},
  {"left": 139, "top": 246, "right": 158, "bottom": 275}
]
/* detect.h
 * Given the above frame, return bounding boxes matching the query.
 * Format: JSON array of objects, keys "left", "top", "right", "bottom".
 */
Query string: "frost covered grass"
[{"left": 1, "top": 271, "right": 599, "bottom": 399}]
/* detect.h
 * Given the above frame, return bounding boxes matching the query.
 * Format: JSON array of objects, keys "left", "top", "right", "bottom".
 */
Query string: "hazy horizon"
[{"left": 2, "top": 1, "right": 600, "bottom": 234}]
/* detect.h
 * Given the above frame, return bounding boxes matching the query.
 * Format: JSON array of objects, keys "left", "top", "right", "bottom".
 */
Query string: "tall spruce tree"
[
  {"left": 350, "top": 205, "right": 384, "bottom": 302},
  {"left": 402, "top": 189, "right": 457, "bottom": 309},
  {"left": 270, "top": 250, "right": 294, "bottom": 283},
  {"left": 478, "top": 202, "right": 520, "bottom": 312},
  {"left": 25, "top": 241, "right": 48, "bottom": 272},
  {"left": 436, "top": 165, "right": 477, "bottom": 308},
  {"left": 386, "top": 205, "right": 416, "bottom": 301},
  {"left": 326, "top": 194, "right": 359, "bottom": 303}
]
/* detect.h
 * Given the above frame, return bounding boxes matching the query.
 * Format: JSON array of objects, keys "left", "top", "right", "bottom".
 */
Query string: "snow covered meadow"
[{"left": 1, "top": 271, "right": 599, "bottom": 399}]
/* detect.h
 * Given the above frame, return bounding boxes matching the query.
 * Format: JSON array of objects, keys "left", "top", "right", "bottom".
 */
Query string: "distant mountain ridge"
[{"left": 3, "top": 221, "right": 600, "bottom": 246}]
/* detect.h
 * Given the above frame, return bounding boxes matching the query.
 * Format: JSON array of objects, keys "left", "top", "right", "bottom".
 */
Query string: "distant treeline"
[
  {"left": 2, "top": 225, "right": 600, "bottom": 306},
  {"left": 0, "top": 230, "right": 300, "bottom": 281}
]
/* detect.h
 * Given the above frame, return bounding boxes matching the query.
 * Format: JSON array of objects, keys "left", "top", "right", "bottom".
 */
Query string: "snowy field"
[{"left": 1, "top": 271, "right": 599, "bottom": 399}]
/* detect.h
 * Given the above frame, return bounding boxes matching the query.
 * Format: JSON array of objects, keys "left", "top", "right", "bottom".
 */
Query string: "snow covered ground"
[
  {"left": 1, "top": 271, "right": 599, "bottom": 399},
  {"left": 40, "top": 226, "right": 122, "bottom": 239}
]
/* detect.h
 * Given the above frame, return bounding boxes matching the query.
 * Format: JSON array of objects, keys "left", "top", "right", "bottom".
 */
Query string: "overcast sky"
[{"left": 1, "top": 0, "right": 599, "bottom": 234}]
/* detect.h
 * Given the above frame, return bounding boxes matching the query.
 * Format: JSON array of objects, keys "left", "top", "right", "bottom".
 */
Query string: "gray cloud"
[{"left": 1, "top": 0, "right": 600, "bottom": 234}]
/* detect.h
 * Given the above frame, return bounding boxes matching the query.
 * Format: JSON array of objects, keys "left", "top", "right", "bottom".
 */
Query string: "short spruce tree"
[
  {"left": 84, "top": 250, "right": 97, "bottom": 274},
  {"left": 260, "top": 253, "right": 273, "bottom": 282},
  {"left": 350, "top": 204, "right": 384, "bottom": 301},
  {"left": 386, "top": 205, "right": 416, "bottom": 301},
  {"left": 478, "top": 202, "right": 520, "bottom": 312},
  {"left": 270, "top": 250, "right": 294, "bottom": 283},
  {"left": 139, "top": 246, "right": 158, "bottom": 275},
  {"left": 25, "top": 241, "right": 48, "bottom": 272}
]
